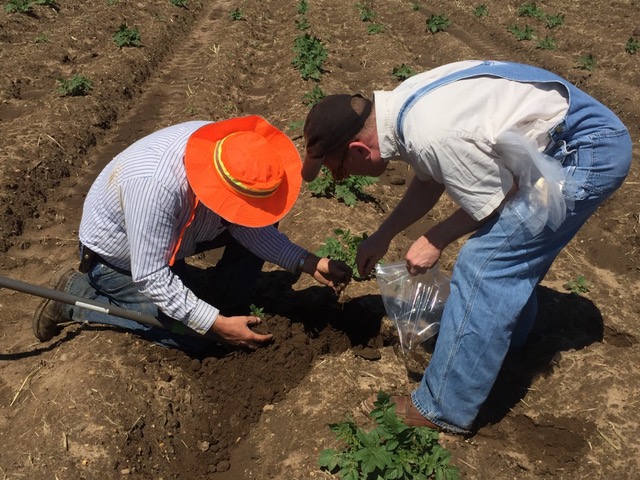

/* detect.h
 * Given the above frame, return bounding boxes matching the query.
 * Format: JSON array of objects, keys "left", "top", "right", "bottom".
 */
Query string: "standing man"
[
  {"left": 301, "top": 60, "right": 632, "bottom": 434},
  {"left": 33, "top": 115, "right": 352, "bottom": 352}
]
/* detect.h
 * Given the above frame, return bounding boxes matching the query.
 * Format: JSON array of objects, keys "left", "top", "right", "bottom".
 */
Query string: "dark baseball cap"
[{"left": 302, "top": 94, "right": 373, "bottom": 181}]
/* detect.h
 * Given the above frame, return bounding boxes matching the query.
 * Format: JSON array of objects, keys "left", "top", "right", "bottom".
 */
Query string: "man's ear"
[{"left": 348, "top": 141, "right": 371, "bottom": 161}]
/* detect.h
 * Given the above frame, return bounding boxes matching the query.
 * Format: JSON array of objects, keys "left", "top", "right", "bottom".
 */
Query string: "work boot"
[{"left": 32, "top": 268, "right": 78, "bottom": 342}]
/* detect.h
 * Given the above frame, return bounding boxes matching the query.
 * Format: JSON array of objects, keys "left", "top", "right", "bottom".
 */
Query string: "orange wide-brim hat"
[{"left": 185, "top": 116, "right": 302, "bottom": 228}]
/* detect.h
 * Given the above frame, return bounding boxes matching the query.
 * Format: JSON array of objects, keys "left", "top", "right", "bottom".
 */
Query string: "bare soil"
[{"left": 0, "top": 1, "right": 639, "bottom": 479}]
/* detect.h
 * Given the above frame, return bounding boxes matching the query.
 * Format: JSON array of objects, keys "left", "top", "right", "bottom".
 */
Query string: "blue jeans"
[
  {"left": 412, "top": 128, "right": 632, "bottom": 433},
  {"left": 63, "top": 234, "right": 265, "bottom": 354}
]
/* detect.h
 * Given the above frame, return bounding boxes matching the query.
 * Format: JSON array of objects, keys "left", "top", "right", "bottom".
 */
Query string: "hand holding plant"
[
  {"left": 307, "top": 256, "right": 353, "bottom": 294},
  {"left": 317, "top": 229, "right": 368, "bottom": 279}
]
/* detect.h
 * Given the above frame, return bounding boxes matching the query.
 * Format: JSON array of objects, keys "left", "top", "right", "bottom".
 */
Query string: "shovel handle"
[{"left": 0, "top": 274, "right": 205, "bottom": 339}]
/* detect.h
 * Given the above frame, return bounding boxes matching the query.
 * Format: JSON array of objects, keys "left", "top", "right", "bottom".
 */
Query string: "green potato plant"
[
  {"left": 392, "top": 63, "right": 417, "bottom": 81},
  {"left": 563, "top": 275, "right": 591, "bottom": 294},
  {"left": 508, "top": 24, "right": 535, "bottom": 41},
  {"left": 367, "top": 23, "right": 385, "bottom": 35},
  {"left": 426, "top": 14, "right": 451, "bottom": 34},
  {"left": 536, "top": 36, "right": 557, "bottom": 50},
  {"left": 316, "top": 228, "right": 368, "bottom": 277},
  {"left": 307, "top": 166, "right": 378, "bottom": 207},
  {"left": 319, "top": 391, "right": 460, "bottom": 480},
  {"left": 578, "top": 54, "right": 596, "bottom": 71},
  {"left": 229, "top": 7, "right": 244, "bottom": 20},
  {"left": 5, "top": 0, "right": 57, "bottom": 13},
  {"left": 356, "top": 1, "right": 376, "bottom": 22},
  {"left": 625, "top": 37, "right": 639, "bottom": 54},
  {"left": 545, "top": 13, "right": 564, "bottom": 29},
  {"left": 292, "top": 33, "right": 328, "bottom": 81},
  {"left": 57, "top": 75, "right": 93, "bottom": 97},
  {"left": 113, "top": 24, "right": 142, "bottom": 48},
  {"left": 473, "top": 4, "right": 488, "bottom": 18},
  {"left": 518, "top": 2, "right": 545, "bottom": 20},
  {"left": 302, "top": 84, "right": 325, "bottom": 106}
]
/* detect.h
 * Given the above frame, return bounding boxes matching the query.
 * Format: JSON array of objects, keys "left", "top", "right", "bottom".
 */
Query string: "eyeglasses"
[{"left": 323, "top": 144, "right": 350, "bottom": 182}]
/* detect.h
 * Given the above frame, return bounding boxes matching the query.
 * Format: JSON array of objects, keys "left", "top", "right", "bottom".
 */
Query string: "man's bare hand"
[
  {"left": 356, "top": 231, "right": 390, "bottom": 278},
  {"left": 405, "top": 235, "right": 442, "bottom": 275},
  {"left": 207, "top": 315, "right": 273, "bottom": 349}
]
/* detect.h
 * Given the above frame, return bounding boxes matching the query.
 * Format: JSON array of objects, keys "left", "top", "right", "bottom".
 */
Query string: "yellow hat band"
[{"left": 212, "top": 133, "right": 281, "bottom": 198}]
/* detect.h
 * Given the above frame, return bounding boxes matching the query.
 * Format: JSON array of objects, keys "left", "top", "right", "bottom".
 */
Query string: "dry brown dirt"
[{"left": 1, "top": 0, "right": 639, "bottom": 479}]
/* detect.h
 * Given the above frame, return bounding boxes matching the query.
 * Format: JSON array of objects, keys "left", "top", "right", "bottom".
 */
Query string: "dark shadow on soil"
[
  {"left": 475, "top": 285, "right": 604, "bottom": 430},
  {"left": 0, "top": 327, "right": 84, "bottom": 360},
  {"left": 254, "top": 270, "right": 388, "bottom": 351},
  {"left": 395, "top": 285, "right": 605, "bottom": 431}
]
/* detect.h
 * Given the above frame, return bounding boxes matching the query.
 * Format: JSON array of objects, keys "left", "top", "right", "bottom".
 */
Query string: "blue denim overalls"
[{"left": 396, "top": 61, "right": 632, "bottom": 433}]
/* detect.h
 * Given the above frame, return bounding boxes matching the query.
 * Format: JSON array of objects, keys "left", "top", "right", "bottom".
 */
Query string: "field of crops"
[{"left": 0, "top": 1, "right": 638, "bottom": 478}]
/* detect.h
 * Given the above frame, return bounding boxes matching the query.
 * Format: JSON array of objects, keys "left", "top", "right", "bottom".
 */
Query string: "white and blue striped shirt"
[{"left": 79, "top": 121, "right": 307, "bottom": 334}]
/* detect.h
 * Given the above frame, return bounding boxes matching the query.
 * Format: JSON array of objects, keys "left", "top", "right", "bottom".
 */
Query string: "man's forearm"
[
  {"left": 425, "top": 182, "right": 518, "bottom": 250},
  {"left": 378, "top": 176, "right": 445, "bottom": 241},
  {"left": 424, "top": 208, "right": 484, "bottom": 250}
]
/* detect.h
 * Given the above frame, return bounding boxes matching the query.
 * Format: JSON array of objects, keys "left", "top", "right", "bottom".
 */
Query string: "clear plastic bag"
[
  {"left": 375, "top": 261, "right": 450, "bottom": 355},
  {"left": 495, "top": 130, "right": 578, "bottom": 236}
]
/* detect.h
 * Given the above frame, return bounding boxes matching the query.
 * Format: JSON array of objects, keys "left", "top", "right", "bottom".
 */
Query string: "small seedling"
[
  {"left": 302, "top": 84, "right": 325, "bottom": 106},
  {"left": 518, "top": 2, "right": 545, "bottom": 20},
  {"left": 536, "top": 36, "right": 556, "bottom": 50},
  {"left": 625, "top": 37, "right": 639, "bottom": 54},
  {"left": 508, "top": 24, "right": 535, "bottom": 41},
  {"left": 319, "top": 391, "right": 460, "bottom": 479},
  {"left": 356, "top": 1, "right": 376, "bottom": 22},
  {"left": 295, "top": 16, "right": 310, "bottom": 31},
  {"left": 410, "top": 2, "right": 421, "bottom": 11},
  {"left": 578, "top": 54, "right": 596, "bottom": 71},
  {"left": 287, "top": 120, "right": 304, "bottom": 134},
  {"left": 57, "top": 75, "right": 93, "bottom": 97},
  {"left": 297, "top": 0, "right": 308, "bottom": 15},
  {"left": 392, "top": 63, "right": 416, "bottom": 81},
  {"left": 113, "top": 24, "right": 142, "bottom": 48},
  {"left": 249, "top": 304, "right": 265, "bottom": 320},
  {"left": 473, "top": 4, "right": 488, "bottom": 17},
  {"left": 545, "top": 13, "right": 564, "bottom": 29},
  {"left": 563, "top": 275, "right": 591, "bottom": 294},
  {"left": 426, "top": 14, "right": 451, "bottom": 34},
  {"left": 169, "top": 0, "right": 187, "bottom": 7},
  {"left": 35, "top": 32, "right": 49, "bottom": 43},
  {"left": 229, "top": 7, "right": 244, "bottom": 20},
  {"left": 316, "top": 228, "right": 368, "bottom": 275},
  {"left": 367, "top": 23, "right": 384, "bottom": 35}
]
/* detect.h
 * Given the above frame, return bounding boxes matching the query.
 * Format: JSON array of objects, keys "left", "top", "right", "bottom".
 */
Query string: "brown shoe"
[
  {"left": 362, "top": 394, "right": 441, "bottom": 430},
  {"left": 32, "top": 268, "right": 78, "bottom": 341}
]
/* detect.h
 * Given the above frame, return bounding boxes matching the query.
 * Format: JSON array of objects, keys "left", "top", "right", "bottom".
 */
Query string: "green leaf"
[{"left": 318, "top": 449, "right": 339, "bottom": 470}]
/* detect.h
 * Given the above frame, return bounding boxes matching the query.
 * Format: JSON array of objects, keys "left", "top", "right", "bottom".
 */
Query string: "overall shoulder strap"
[{"left": 395, "top": 61, "right": 569, "bottom": 146}]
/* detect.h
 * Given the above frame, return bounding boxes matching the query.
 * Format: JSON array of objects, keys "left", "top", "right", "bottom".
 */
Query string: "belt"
[{"left": 79, "top": 244, "right": 131, "bottom": 276}]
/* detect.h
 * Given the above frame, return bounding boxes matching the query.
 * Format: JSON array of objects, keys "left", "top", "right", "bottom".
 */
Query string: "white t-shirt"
[{"left": 374, "top": 60, "right": 569, "bottom": 221}]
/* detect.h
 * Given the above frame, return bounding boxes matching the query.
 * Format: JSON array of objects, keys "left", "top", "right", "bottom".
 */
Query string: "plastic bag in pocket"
[{"left": 375, "top": 261, "right": 450, "bottom": 355}]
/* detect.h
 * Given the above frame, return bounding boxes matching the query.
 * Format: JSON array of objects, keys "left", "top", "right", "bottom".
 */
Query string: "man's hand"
[
  {"left": 355, "top": 231, "right": 391, "bottom": 278},
  {"left": 303, "top": 255, "right": 352, "bottom": 293},
  {"left": 207, "top": 315, "right": 273, "bottom": 349},
  {"left": 405, "top": 235, "right": 442, "bottom": 275}
]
